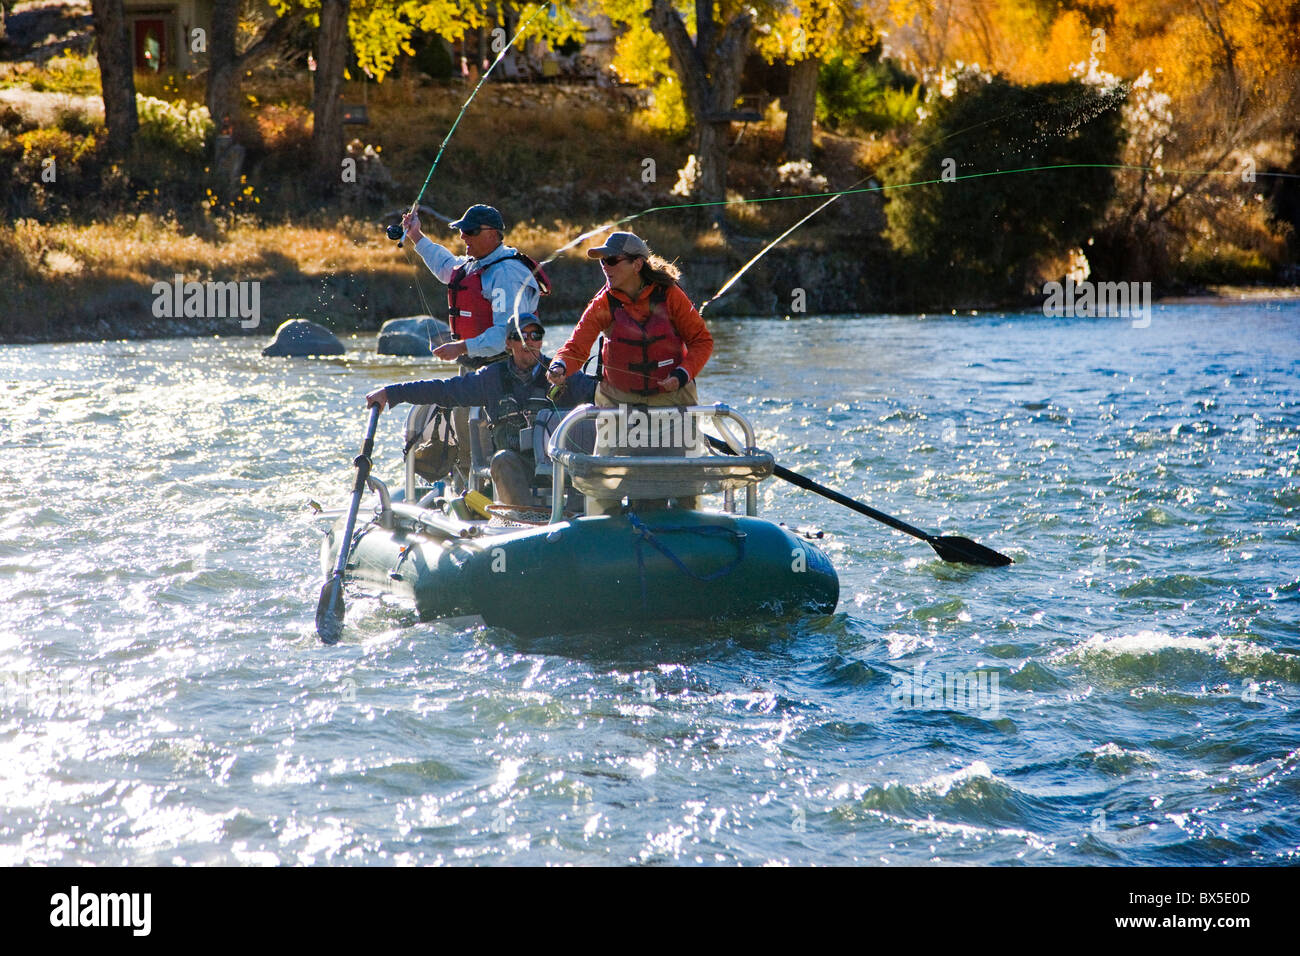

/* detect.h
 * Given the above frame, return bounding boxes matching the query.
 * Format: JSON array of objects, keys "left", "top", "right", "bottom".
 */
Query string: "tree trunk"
[
  {"left": 695, "top": 121, "right": 727, "bottom": 216},
  {"left": 207, "top": 0, "right": 238, "bottom": 134},
  {"left": 204, "top": 8, "right": 306, "bottom": 137},
  {"left": 782, "top": 56, "right": 818, "bottom": 161},
  {"left": 649, "top": 0, "right": 752, "bottom": 227},
  {"left": 90, "top": 0, "right": 138, "bottom": 156},
  {"left": 311, "top": 0, "right": 350, "bottom": 193}
]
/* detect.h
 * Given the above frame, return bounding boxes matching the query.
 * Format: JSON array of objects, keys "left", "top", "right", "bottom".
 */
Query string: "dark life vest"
[
  {"left": 447, "top": 251, "right": 552, "bottom": 341},
  {"left": 488, "top": 361, "right": 552, "bottom": 454},
  {"left": 600, "top": 287, "right": 684, "bottom": 396}
]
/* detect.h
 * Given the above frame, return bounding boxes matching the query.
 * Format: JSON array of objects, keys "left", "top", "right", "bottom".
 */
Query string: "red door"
[{"left": 134, "top": 19, "right": 166, "bottom": 72}]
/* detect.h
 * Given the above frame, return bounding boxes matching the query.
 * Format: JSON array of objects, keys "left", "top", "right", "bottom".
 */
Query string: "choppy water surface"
[{"left": 1, "top": 304, "right": 1298, "bottom": 865}]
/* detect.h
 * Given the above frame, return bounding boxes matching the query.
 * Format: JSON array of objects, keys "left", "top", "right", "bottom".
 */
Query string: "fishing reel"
[{"left": 386, "top": 223, "right": 404, "bottom": 243}]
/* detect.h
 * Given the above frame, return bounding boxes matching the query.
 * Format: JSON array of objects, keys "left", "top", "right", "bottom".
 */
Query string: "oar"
[
  {"left": 705, "top": 434, "right": 1012, "bottom": 567},
  {"left": 316, "top": 404, "right": 382, "bottom": 643}
]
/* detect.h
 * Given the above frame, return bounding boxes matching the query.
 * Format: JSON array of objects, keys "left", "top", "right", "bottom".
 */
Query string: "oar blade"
[
  {"left": 315, "top": 575, "right": 346, "bottom": 644},
  {"left": 930, "top": 535, "right": 1014, "bottom": 567}
]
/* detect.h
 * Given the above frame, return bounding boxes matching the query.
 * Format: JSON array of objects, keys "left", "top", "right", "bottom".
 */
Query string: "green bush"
[
  {"left": 1175, "top": 243, "right": 1276, "bottom": 286},
  {"left": 881, "top": 75, "right": 1125, "bottom": 302},
  {"left": 0, "top": 105, "right": 35, "bottom": 135},
  {"left": 4, "top": 127, "right": 103, "bottom": 215},
  {"left": 414, "top": 36, "right": 454, "bottom": 80},
  {"left": 15, "top": 127, "right": 100, "bottom": 170},
  {"left": 817, "top": 53, "right": 920, "bottom": 135},
  {"left": 26, "top": 52, "right": 101, "bottom": 96},
  {"left": 54, "top": 107, "right": 98, "bottom": 137}
]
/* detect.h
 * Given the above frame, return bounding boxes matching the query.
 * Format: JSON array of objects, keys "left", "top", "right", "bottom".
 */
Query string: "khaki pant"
[
  {"left": 452, "top": 405, "right": 472, "bottom": 489},
  {"left": 595, "top": 381, "right": 699, "bottom": 408},
  {"left": 585, "top": 381, "right": 703, "bottom": 515},
  {"left": 489, "top": 449, "right": 537, "bottom": 507}
]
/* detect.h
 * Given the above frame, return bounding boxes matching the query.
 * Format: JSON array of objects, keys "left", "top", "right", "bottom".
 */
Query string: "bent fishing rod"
[{"left": 385, "top": 7, "right": 546, "bottom": 247}]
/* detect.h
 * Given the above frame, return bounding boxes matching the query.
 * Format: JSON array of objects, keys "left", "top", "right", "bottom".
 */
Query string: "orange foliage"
[{"left": 884, "top": 0, "right": 1299, "bottom": 124}]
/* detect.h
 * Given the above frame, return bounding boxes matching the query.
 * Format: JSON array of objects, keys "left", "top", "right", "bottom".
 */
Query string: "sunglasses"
[
  {"left": 508, "top": 329, "right": 545, "bottom": 342},
  {"left": 601, "top": 255, "right": 632, "bottom": 266},
  {"left": 459, "top": 226, "right": 492, "bottom": 237}
]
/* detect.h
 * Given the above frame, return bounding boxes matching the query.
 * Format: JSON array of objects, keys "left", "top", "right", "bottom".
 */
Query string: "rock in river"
[
  {"left": 262, "top": 319, "right": 345, "bottom": 357},
  {"left": 377, "top": 316, "right": 453, "bottom": 356}
]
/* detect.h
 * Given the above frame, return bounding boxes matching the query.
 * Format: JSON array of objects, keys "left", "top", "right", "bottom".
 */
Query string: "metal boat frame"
[{"left": 546, "top": 404, "right": 774, "bottom": 523}]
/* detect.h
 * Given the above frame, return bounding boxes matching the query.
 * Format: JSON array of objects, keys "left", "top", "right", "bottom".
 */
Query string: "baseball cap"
[
  {"left": 587, "top": 232, "right": 652, "bottom": 259},
  {"left": 450, "top": 204, "right": 505, "bottom": 232}
]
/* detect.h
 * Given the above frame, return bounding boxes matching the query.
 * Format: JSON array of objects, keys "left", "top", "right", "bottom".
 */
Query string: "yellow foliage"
[
  {"left": 268, "top": 1, "right": 583, "bottom": 84},
  {"left": 1017, "top": 10, "right": 1093, "bottom": 83},
  {"left": 605, "top": 0, "right": 690, "bottom": 135},
  {"left": 753, "top": 0, "right": 877, "bottom": 63}
]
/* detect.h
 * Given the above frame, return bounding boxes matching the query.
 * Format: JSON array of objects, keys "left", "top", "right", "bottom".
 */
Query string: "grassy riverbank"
[
  {"left": 1, "top": 44, "right": 1296, "bottom": 343},
  {"left": 2, "top": 67, "right": 900, "bottom": 342}
]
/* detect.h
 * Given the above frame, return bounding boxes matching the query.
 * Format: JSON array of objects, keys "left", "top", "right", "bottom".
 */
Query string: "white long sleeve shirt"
[{"left": 413, "top": 237, "right": 541, "bottom": 360}]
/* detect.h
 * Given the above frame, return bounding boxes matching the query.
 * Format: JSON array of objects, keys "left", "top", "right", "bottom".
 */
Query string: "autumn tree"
[
  {"left": 600, "top": 2, "right": 872, "bottom": 215},
  {"left": 1087, "top": 0, "right": 1299, "bottom": 279},
  {"left": 643, "top": 0, "right": 757, "bottom": 225},
  {"left": 266, "top": 1, "right": 579, "bottom": 197},
  {"left": 206, "top": 1, "right": 308, "bottom": 134},
  {"left": 880, "top": 0, "right": 1299, "bottom": 280},
  {"left": 752, "top": 0, "right": 878, "bottom": 160}
]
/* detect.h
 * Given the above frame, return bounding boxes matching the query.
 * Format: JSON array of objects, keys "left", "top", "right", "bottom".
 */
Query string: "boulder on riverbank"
[
  {"left": 261, "top": 319, "right": 345, "bottom": 356},
  {"left": 377, "top": 315, "right": 453, "bottom": 355}
]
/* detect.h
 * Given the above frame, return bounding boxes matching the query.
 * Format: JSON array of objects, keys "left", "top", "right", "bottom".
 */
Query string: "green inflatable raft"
[{"left": 319, "top": 404, "right": 839, "bottom": 636}]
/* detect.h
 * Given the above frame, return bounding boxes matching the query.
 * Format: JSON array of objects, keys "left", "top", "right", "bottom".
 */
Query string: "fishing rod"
[
  {"left": 385, "top": 6, "right": 547, "bottom": 246},
  {"left": 698, "top": 186, "right": 854, "bottom": 315},
  {"left": 378, "top": 6, "right": 551, "bottom": 357},
  {"left": 322, "top": 11, "right": 551, "bottom": 643}
]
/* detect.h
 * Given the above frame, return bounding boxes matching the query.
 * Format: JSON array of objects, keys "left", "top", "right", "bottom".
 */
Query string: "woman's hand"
[{"left": 660, "top": 375, "right": 680, "bottom": 393}]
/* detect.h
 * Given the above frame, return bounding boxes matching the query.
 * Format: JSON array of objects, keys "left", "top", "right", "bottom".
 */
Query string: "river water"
[{"left": 1, "top": 303, "right": 1297, "bottom": 866}]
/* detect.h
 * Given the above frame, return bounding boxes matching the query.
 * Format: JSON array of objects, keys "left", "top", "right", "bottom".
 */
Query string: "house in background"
[
  {"left": 120, "top": 0, "right": 244, "bottom": 72},
  {"left": 122, "top": 0, "right": 213, "bottom": 73}
]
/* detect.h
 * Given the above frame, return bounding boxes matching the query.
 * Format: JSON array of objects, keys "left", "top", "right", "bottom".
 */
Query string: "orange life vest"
[{"left": 600, "top": 287, "right": 684, "bottom": 396}]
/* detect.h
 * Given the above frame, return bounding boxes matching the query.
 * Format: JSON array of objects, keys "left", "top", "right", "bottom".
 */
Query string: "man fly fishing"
[{"left": 400, "top": 203, "right": 551, "bottom": 368}]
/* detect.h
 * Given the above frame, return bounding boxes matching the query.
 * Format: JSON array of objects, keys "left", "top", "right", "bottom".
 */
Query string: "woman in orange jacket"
[{"left": 546, "top": 232, "right": 713, "bottom": 408}]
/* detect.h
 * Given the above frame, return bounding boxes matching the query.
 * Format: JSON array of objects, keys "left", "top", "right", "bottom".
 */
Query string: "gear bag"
[{"left": 405, "top": 404, "right": 459, "bottom": 483}]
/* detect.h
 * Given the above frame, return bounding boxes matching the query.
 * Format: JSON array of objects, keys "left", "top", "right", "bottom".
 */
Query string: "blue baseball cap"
[{"left": 450, "top": 204, "right": 505, "bottom": 232}]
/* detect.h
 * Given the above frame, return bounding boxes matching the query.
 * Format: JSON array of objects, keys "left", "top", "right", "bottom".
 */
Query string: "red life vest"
[
  {"left": 600, "top": 286, "right": 684, "bottom": 396},
  {"left": 447, "top": 251, "right": 551, "bottom": 341}
]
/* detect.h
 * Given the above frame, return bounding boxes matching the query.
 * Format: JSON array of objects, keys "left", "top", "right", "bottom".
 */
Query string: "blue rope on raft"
[{"left": 625, "top": 510, "right": 747, "bottom": 611}]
